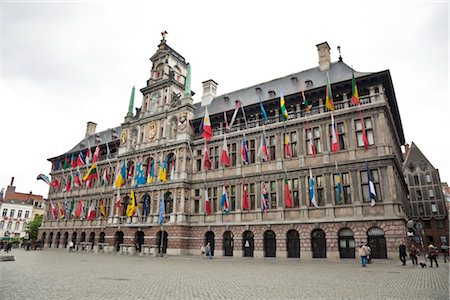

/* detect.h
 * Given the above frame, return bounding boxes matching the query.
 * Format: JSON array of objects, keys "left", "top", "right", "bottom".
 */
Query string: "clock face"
[{"left": 419, "top": 160, "right": 427, "bottom": 171}]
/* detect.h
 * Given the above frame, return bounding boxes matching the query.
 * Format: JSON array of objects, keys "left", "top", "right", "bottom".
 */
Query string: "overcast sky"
[{"left": 0, "top": 0, "right": 448, "bottom": 198}]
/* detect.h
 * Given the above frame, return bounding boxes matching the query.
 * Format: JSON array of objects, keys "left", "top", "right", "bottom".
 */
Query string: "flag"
[
  {"left": 331, "top": 113, "right": 339, "bottom": 153},
  {"left": 87, "top": 201, "right": 95, "bottom": 221},
  {"left": 223, "top": 108, "right": 229, "bottom": 130},
  {"left": 159, "top": 156, "right": 167, "bottom": 182},
  {"left": 75, "top": 199, "right": 84, "bottom": 218},
  {"left": 366, "top": 161, "right": 377, "bottom": 207},
  {"left": 221, "top": 134, "right": 230, "bottom": 167},
  {"left": 257, "top": 128, "right": 269, "bottom": 161},
  {"left": 280, "top": 92, "right": 289, "bottom": 121},
  {"left": 325, "top": 73, "right": 335, "bottom": 111},
  {"left": 360, "top": 113, "right": 369, "bottom": 150},
  {"left": 284, "top": 127, "right": 291, "bottom": 159},
  {"left": 143, "top": 192, "right": 150, "bottom": 216},
  {"left": 126, "top": 190, "right": 136, "bottom": 217},
  {"left": 147, "top": 159, "right": 155, "bottom": 183},
  {"left": 77, "top": 152, "right": 85, "bottom": 167},
  {"left": 301, "top": 83, "right": 312, "bottom": 112},
  {"left": 158, "top": 193, "right": 165, "bottom": 225},
  {"left": 228, "top": 100, "right": 241, "bottom": 129},
  {"left": 62, "top": 159, "right": 70, "bottom": 170},
  {"left": 74, "top": 170, "right": 82, "bottom": 187},
  {"left": 65, "top": 174, "right": 72, "bottom": 191},
  {"left": 115, "top": 162, "right": 126, "bottom": 188},
  {"left": 307, "top": 126, "right": 316, "bottom": 156},
  {"left": 241, "top": 133, "right": 249, "bottom": 164},
  {"left": 50, "top": 179, "right": 60, "bottom": 189},
  {"left": 205, "top": 189, "right": 211, "bottom": 215},
  {"left": 170, "top": 158, "right": 175, "bottom": 180},
  {"left": 309, "top": 169, "right": 318, "bottom": 208},
  {"left": 57, "top": 201, "right": 65, "bottom": 219},
  {"left": 70, "top": 152, "right": 76, "bottom": 168},
  {"left": 203, "top": 144, "right": 211, "bottom": 170},
  {"left": 135, "top": 162, "right": 146, "bottom": 187},
  {"left": 351, "top": 70, "right": 360, "bottom": 105},
  {"left": 64, "top": 199, "right": 69, "bottom": 217},
  {"left": 242, "top": 179, "right": 249, "bottom": 211},
  {"left": 259, "top": 97, "right": 268, "bottom": 126},
  {"left": 115, "top": 190, "right": 122, "bottom": 209},
  {"left": 93, "top": 145, "right": 100, "bottom": 163},
  {"left": 202, "top": 106, "right": 213, "bottom": 141},
  {"left": 50, "top": 200, "right": 57, "bottom": 219},
  {"left": 100, "top": 199, "right": 106, "bottom": 218},
  {"left": 36, "top": 174, "right": 50, "bottom": 185},
  {"left": 101, "top": 169, "right": 109, "bottom": 186},
  {"left": 221, "top": 185, "right": 229, "bottom": 214},
  {"left": 85, "top": 148, "right": 92, "bottom": 164},
  {"left": 284, "top": 176, "right": 293, "bottom": 208},
  {"left": 128, "top": 162, "right": 134, "bottom": 180},
  {"left": 262, "top": 182, "right": 269, "bottom": 212},
  {"left": 69, "top": 199, "right": 75, "bottom": 218},
  {"left": 336, "top": 162, "right": 343, "bottom": 203},
  {"left": 83, "top": 163, "right": 98, "bottom": 182}
]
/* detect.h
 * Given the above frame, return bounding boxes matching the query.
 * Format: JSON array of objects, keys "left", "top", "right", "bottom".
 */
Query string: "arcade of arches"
[{"left": 39, "top": 221, "right": 398, "bottom": 259}]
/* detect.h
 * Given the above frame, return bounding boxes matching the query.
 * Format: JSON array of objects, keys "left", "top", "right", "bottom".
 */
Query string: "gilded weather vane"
[{"left": 161, "top": 30, "right": 168, "bottom": 39}]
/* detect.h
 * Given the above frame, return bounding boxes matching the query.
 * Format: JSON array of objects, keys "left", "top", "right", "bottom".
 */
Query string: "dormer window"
[
  {"left": 305, "top": 80, "right": 313, "bottom": 88},
  {"left": 223, "top": 96, "right": 230, "bottom": 102},
  {"left": 255, "top": 87, "right": 262, "bottom": 95},
  {"left": 268, "top": 90, "right": 276, "bottom": 97},
  {"left": 290, "top": 77, "right": 298, "bottom": 84}
]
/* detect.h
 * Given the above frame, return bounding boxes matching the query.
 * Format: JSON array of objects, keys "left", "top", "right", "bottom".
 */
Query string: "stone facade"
[{"left": 39, "top": 38, "right": 410, "bottom": 259}]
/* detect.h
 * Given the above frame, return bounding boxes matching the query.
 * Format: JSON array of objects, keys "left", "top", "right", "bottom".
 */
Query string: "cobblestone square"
[{"left": 0, "top": 249, "right": 448, "bottom": 300}]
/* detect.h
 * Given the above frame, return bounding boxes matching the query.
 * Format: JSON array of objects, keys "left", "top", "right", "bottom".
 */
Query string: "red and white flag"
[
  {"left": 202, "top": 106, "right": 213, "bottom": 141},
  {"left": 203, "top": 144, "right": 211, "bottom": 170},
  {"left": 228, "top": 100, "right": 241, "bottom": 129},
  {"left": 257, "top": 128, "right": 269, "bottom": 161},
  {"left": 220, "top": 134, "right": 230, "bottom": 167},
  {"left": 93, "top": 145, "right": 100, "bottom": 163},
  {"left": 242, "top": 178, "right": 249, "bottom": 211},
  {"left": 85, "top": 148, "right": 92, "bottom": 164},
  {"left": 331, "top": 113, "right": 339, "bottom": 153},
  {"left": 50, "top": 200, "right": 57, "bottom": 219},
  {"left": 87, "top": 201, "right": 95, "bottom": 221},
  {"left": 205, "top": 189, "right": 211, "bottom": 215}
]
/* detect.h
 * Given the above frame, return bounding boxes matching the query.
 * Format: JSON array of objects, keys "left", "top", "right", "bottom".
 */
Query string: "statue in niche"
[
  {"left": 178, "top": 112, "right": 187, "bottom": 131},
  {"left": 120, "top": 130, "right": 128, "bottom": 146},
  {"left": 150, "top": 92, "right": 159, "bottom": 112},
  {"left": 130, "top": 128, "right": 138, "bottom": 150},
  {"left": 169, "top": 118, "right": 178, "bottom": 139},
  {"left": 147, "top": 122, "right": 157, "bottom": 142}
]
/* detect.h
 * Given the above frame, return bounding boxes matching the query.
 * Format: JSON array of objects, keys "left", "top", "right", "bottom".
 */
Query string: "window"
[
  {"left": 440, "top": 235, "right": 448, "bottom": 244},
  {"left": 269, "top": 135, "right": 276, "bottom": 160},
  {"left": 431, "top": 203, "right": 437, "bottom": 213},
  {"left": 248, "top": 183, "right": 256, "bottom": 210},
  {"left": 290, "top": 131, "right": 298, "bottom": 158},
  {"left": 9, "top": 209, "right": 15, "bottom": 218},
  {"left": 416, "top": 189, "right": 422, "bottom": 200},
  {"left": 208, "top": 187, "right": 218, "bottom": 213},
  {"left": 229, "top": 185, "right": 236, "bottom": 211},
  {"left": 248, "top": 139, "right": 256, "bottom": 164},
  {"left": 195, "top": 149, "right": 202, "bottom": 172},
  {"left": 194, "top": 189, "right": 200, "bottom": 214},
  {"left": 360, "top": 169, "right": 381, "bottom": 203},
  {"left": 313, "top": 127, "right": 322, "bottom": 153},
  {"left": 18, "top": 210, "right": 23, "bottom": 218},
  {"left": 292, "top": 178, "right": 300, "bottom": 207},
  {"left": 210, "top": 146, "right": 219, "bottom": 169},
  {"left": 334, "top": 172, "right": 351, "bottom": 204},
  {"left": 230, "top": 143, "right": 237, "bottom": 166},
  {"left": 14, "top": 222, "right": 20, "bottom": 230},
  {"left": 0, "top": 221, "right": 4, "bottom": 230},
  {"left": 414, "top": 175, "right": 420, "bottom": 186},
  {"left": 2, "top": 209, "right": 7, "bottom": 217},
  {"left": 270, "top": 181, "right": 277, "bottom": 209},
  {"left": 355, "top": 117, "right": 374, "bottom": 147},
  {"left": 329, "top": 122, "right": 345, "bottom": 151},
  {"left": 418, "top": 203, "right": 425, "bottom": 215},
  {"left": 316, "top": 175, "right": 324, "bottom": 206},
  {"left": 25, "top": 211, "right": 30, "bottom": 219},
  {"left": 425, "top": 174, "right": 432, "bottom": 184},
  {"left": 428, "top": 188, "right": 435, "bottom": 198},
  {"left": 7, "top": 222, "right": 12, "bottom": 230}
]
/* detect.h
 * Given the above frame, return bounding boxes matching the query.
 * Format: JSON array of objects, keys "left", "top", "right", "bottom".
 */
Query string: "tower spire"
[{"left": 127, "top": 85, "right": 135, "bottom": 117}]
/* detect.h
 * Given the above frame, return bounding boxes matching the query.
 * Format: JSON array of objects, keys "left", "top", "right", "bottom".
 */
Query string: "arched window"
[
  {"left": 154, "top": 63, "right": 164, "bottom": 79},
  {"left": 164, "top": 192, "right": 174, "bottom": 214}
]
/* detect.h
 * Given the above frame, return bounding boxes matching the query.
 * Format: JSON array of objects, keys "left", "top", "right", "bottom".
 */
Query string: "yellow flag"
[{"left": 126, "top": 190, "right": 136, "bottom": 217}]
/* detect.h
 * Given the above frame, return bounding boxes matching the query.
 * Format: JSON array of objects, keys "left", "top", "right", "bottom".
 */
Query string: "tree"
[{"left": 27, "top": 214, "right": 43, "bottom": 241}]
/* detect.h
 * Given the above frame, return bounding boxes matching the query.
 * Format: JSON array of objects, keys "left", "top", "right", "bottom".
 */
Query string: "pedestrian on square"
[
  {"left": 68, "top": 241, "right": 74, "bottom": 252},
  {"left": 358, "top": 243, "right": 369, "bottom": 267},
  {"left": 428, "top": 243, "right": 439, "bottom": 268},
  {"left": 440, "top": 243, "right": 448, "bottom": 263},
  {"left": 200, "top": 244, "right": 205, "bottom": 258},
  {"left": 409, "top": 244, "right": 418, "bottom": 266},
  {"left": 366, "top": 244, "right": 372, "bottom": 264},
  {"left": 399, "top": 241, "right": 407, "bottom": 266},
  {"left": 205, "top": 242, "right": 212, "bottom": 259}
]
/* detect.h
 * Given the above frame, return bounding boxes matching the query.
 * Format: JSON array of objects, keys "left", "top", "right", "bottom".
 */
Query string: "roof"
[
  {"left": 193, "top": 60, "right": 371, "bottom": 118},
  {"left": 403, "top": 142, "right": 436, "bottom": 172}
]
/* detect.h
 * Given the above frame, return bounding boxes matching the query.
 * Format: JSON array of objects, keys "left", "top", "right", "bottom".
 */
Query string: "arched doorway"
[
  {"left": 115, "top": 231, "right": 124, "bottom": 252},
  {"left": 48, "top": 232, "right": 53, "bottom": 248},
  {"left": 156, "top": 230, "right": 168, "bottom": 254},
  {"left": 223, "top": 231, "right": 233, "bottom": 257},
  {"left": 286, "top": 230, "right": 300, "bottom": 258},
  {"left": 264, "top": 230, "right": 276, "bottom": 257},
  {"left": 71, "top": 232, "right": 77, "bottom": 244},
  {"left": 367, "top": 227, "right": 387, "bottom": 259},
  {"left": 122, "top": 195, "right": 130, "bottom": 217},
  {"left": 311, "top": 229, "right": 326, "bottom": 258},
  {"left": 89, "top": 232, "right": 95, "bottom": 250},
  {"left": 80, "top": 232, "right": 86, "bottom": 250},
  {"left": 338, "top": 228, "right": 355, "bottom": 258},
  {"left": 204, "top": 231, "right": 215, "bottom": 256},
  {"left": 135, "top": 231, "right": 145, "bottom": 253},
  {"left": 242, "top": 231, "right": 254, "bottom": 257},
  {"left": 63, "top": 232, "right": 69, "bottom": 248},
  {"left": 55, "top": 232, "right": 61, "bottom": 248},
  {"left": 99, "top": 232, "right": 106, "bottom": 251},
  {"left": 41, "top": 232, "right": 46, "bottom": 247}
]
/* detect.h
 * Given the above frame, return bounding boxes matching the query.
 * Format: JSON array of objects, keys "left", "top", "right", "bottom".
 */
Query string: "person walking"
[
  {"left": 200, "top": 244, "right": 206, "bottom": 259},
  {"left": 441, "top": 243, "right": 448, "bottom": 263},
  {"left": 399, "top": 241, "right": 407, "bottom": 266},
  {"left": 409, "top": 244, "right": 418, "bottom": 266},
  {"left": 205, "top": 242, "right": 212, "bottom": 259},
  {"left": 428, "top": 243, "right": 439, "bottom": 268},
  {"left": 358, "top": 243, "right": 369, "bottom": 267},
  {"left": 68, "top": 241, "right": 74, "bottom": 252}
]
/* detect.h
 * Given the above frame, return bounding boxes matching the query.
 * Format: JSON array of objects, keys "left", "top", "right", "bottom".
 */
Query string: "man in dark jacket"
[{"left": 399, "top": 241, "right": 407, "bottom": 266}]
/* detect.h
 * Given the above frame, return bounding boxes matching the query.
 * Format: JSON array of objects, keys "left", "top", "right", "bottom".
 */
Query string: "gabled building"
[
  {"left": 39, "top": 36, "right": 409, "bottom": 259},
  {"left": 403, "top": 142, "right": 449, "bottom": 248}
]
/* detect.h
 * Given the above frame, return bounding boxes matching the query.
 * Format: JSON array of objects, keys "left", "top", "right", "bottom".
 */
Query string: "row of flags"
[
  {"left": 48, "top": 198, "right": 106, "bottom": 221},
  {"left": 53, "top": 144, "right": 102, "bottom": 171}
]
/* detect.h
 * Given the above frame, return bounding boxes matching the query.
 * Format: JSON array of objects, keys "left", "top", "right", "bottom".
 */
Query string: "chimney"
[
  {"left": 10, "top": 177, "right": 14, "bottom": 186},
  {"left": 316, "top": 42, "right": 331, "bottom": 71},
  {"left": 85, "top": 121, "right": 97, "bottom": 138},
  {"left": 404, "top": 143, "right": 410, "bottom": 156},
  {"left": 201, "top": 79, "right": 218, "bottom": 107}
]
